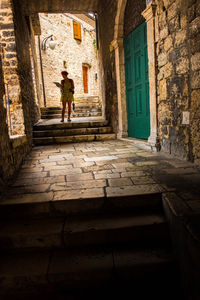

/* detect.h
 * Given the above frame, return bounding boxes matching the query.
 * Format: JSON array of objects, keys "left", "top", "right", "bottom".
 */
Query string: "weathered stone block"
[
  {"left": 191, "top": 52, "right": 200, "bottom": 71},
  {"left": 158, "top": 10, "right": 167, "bottom": 30},
  {"left": 159, "top": 79, "right": 167, "bottom": 100},
  {"left": 160, "top": 27, "right": 169, "bottom": 40},
  {"left": 189, "top": 16, "right": 200, "bottom": 38},
  {"left": 191, "top": 70, "right": 200, "bottom": 89},
  {"left": 167, "top": 2, "right": 178, "bottom": 20},
  {"left": 174, "top": 29, "right": 187, "bottom": 47},
  {"left": 176, "top": 57, "right": 189, "bottom": 74},
  {"left": 168, "top": 15, "right": 181, "bottom": 32},
  {"left": 164, "top": 62, "right": 173, "bottom": 78},
  {"left": 191, "top": 89, "right": 200, "bottom": 112},
  {"left": 158, "top": 52, "right": 168, "bottom": 67},
  {"left": 180, "top": 14, "right": 187, "bottom": 29},
  {"left": 164, "top": 36, "right": 173, "bottom": 52},
  {"left": 188, "top": 4, "right": 196, "bottom": 23},
  {"left": 5, "top": 43, "right": 16, "bottom": 52},
  {"left": 108, "top": 177, "right": 133, "bottom": 187},
  {"left": 2, "top": 30, "right": 14, "bottom": 37}
]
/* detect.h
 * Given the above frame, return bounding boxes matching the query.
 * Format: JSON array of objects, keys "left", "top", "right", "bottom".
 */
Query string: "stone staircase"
[
  {"left": 41, "top": 96, "right": 102, "bottom": 119},
  {"left": 0, "top": 190, "right": 181, "bottom": 299},
  {"left": 32, "top": 119, "right": 115, "bottom": 146}
]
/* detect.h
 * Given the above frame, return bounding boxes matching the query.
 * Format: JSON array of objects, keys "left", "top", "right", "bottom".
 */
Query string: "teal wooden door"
[{"left": 124, "top": 22, "right": 150, "bottom": 139}]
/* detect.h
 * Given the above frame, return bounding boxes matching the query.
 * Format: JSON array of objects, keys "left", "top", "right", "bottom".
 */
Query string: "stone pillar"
[
  {"left": 142, "top": 2, "right": 160, "bottom": 151},
  {"left": 111, "top": 38, "right": 128, "bottom": 138}
]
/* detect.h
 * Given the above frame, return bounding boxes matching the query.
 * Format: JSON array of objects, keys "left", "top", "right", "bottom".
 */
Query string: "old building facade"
[
  {"left": 37, "top": 13, "right": 100, "bottom": 107},
  {"left": 0, "top": 0, "right": 200, "bottom": 186}
]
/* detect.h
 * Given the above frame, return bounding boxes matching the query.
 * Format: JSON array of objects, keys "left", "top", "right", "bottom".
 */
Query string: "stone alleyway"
[{"left": 1, "top": 138, "right": 199, "bottom": 209}]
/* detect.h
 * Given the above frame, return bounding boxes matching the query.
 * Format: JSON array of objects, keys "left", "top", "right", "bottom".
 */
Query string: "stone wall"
[
  {"left": 0, "top": 48, "right": 11, "bottom": 187},
  {"left": 98, "top": 0, "right": 118, "bottom": 132},
  {"left": 37, "top": 13, "right": 100, "bottom": 107},
  {"left": 12, "top": 0, "right": 40, "bottom": 136},
  {"left": 0, "top": 45, "right": 30, "bottom": 189},
  {"left": 124, "top": 0, "right": 146, "bottom": 37},
  {"left": 0, "top": 0, "right": 25, "bottom": 135},
  {"left": 156, "top": 0, "right": 200, "bottom": 163},
  {"left": 0, "top": 0, "right": 41, "bottom": 187}
]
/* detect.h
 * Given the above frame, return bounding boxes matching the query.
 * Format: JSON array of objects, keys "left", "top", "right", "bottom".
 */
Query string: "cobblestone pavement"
[{"left": 1, "top": 139, "right": 200, "bottom": 214}]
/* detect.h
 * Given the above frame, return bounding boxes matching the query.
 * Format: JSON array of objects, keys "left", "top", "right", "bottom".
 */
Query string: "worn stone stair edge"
[
  {"left": 0, "top": 213, "right": 169, "bottom": 251},
  {"left": 33, "top": 128, "right": 113, "bottom": 138},
  {"left": 41, "top": 110, "right": 102, "bottom": 115},
  {"left": 41, "top": 107, "right": 102, "bottom": 112},
  {"left": 32, "top": 134, "right": 116, "bottom": 145},
  {"left": 41, "top": 113, "right": 102, "bottom": 119},
  {"left": 0, "top": 191, "right": 163, "bottom": 220},
  {"left": 33, "top": 120, "right": 109, "bottom": 130},
  {"left": 33, "top": 127, "right": 114, "bottom": 138}
]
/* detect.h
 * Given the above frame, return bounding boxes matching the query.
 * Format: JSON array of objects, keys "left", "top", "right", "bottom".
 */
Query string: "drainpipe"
[
  {"left": 94, "top": 12, "right": 99, "bottom": 50},
  {"left": 38, "top": 36, "right": 46, "bottom": 107}
]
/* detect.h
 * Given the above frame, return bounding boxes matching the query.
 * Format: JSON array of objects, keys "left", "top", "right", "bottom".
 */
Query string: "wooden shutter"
[{"left": 73, "top": 21, "right": 81, "bottom": 41}]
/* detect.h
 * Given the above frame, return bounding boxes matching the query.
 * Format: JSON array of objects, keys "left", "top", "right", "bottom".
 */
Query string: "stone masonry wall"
[
  {"left": 156, "top": 0, "right": 200, "bottom": 163},
  {"left": 124, "top": 0, "right": 146, "bottom": 37},
  {"left": 0, "top": 43, "right": 30, "bottom": 188},
  {"left": 37, "top": 13, "right": 100, "bottom": 107},
  {"left": 98, "top": 0, "right": 118, "bottom": 132},
  {"left": 0, "top": 0, "right": 25, "bottom": 135},
  {"left": 12, "top": 0, "right": 39, "bottom": 136},
  {"left": 0, "top": 48, "right": 11, "bottom": 187}
]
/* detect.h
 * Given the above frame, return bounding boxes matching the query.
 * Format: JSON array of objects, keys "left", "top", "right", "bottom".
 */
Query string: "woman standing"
[{"left": 60, "top": 71, "right": 74, "bottom": 122}]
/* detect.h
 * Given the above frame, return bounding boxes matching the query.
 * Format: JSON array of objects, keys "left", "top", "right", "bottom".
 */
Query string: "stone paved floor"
[{"left": 1, "top": 139, "right": 200, "bottom": 214}]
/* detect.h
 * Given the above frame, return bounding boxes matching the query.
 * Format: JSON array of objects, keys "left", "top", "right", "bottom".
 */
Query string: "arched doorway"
[{"left": 113, "top": 0, "right": 160, "bottom": 150}]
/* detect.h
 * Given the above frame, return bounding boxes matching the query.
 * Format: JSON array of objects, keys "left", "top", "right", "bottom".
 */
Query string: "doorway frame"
[
  {"left": 82, "top": 65, "right": 89, "bottom": 94},
  {"left": 112, "top": 0, "right": 160, "bottom": 150}
]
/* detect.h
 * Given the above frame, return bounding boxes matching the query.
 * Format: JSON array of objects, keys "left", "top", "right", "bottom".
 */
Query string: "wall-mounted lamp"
[{"left": 41, "top": 34, "right": 56, "bottom": 50}]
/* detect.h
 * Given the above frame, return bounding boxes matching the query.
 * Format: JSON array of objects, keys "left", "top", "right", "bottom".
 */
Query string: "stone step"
[
  {"left": 33, "top": 127, "right": 113, "bottom": 138},
  {"left": 41, "top": 112, "right": 102, "bottom": 119},
  {"left": 0, "top": 245, "right": 177, "bottom": 298},
  {"left": 41, "top": 107, "right": 102, "bottom": 114},
  {"left": 32, "top": 133, "right": 116, "bottom": 145},
  {"left": 0, "top": 213, "right": 169, "bottom": 251},
  {"left": 41, "top": 99, "right": 101, "bottom": 111},
  {"left": 0, "top": 190, "right": 163, "bottom": 220},
  {"left": 33, "top": 120, "right": 109, "bottom": 131}
]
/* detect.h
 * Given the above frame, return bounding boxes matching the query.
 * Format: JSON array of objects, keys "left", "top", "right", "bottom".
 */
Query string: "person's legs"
[
  {"left": 67, "top": 101, "right": 72, "bottom": 121},
  {"left": 61, "top": 101, "right": 66, "bottom": 122}
]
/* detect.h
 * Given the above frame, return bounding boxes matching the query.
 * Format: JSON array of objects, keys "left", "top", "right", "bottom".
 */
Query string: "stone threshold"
[{"left": 119, "top": 137, "right": 152, "bottom": 152}]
